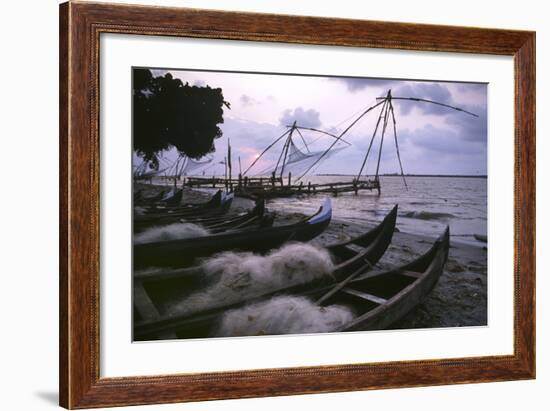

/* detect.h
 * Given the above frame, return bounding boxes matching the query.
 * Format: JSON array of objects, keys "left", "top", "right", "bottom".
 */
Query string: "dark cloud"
[
  {"left": 279, "top": 107, "right": 322, "bottom": 128},
  {"left": 457, "top": 82, "right": 488, "bottom": 93},
  {"left": 332, "top": 77, "right": 396, "bottom": 93},
  {"left": 372, "top": 124, "right": 487, "bottom": 175},
  {"left": 216, "top": 116, "right": 486, "bottom": 176},
  {"left": 389, "top": 82, "right": 487, "bottom": 153},
  {"left": 392, "top": 83, "right": 454, "bottom": 116},
  {"left": 444, "top": 103, "right": 487, "bottom": 143},
  {"left": 400, "top": 124, "right": 484, "bottom": 155},
  {"left": 349, "top": 116, "right": 487, "bottom": 176}
]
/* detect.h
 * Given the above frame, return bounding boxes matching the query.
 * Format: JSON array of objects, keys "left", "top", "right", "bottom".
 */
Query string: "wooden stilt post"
[
  {"left": 288, "top": 172, "right": 292, "bottom": 187},
  {"left": 227, "top": 139, "right": 233, "bottom": 192}
]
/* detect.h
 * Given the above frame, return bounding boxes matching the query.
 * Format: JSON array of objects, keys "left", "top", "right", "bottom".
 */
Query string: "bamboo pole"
[
  {"left": 243, "top": 129, "right": 291, "bottom": 175},
  {"left": 376, "top": 96, "right": 479, "bottom": 117},
  {"left": 273, "top": 136, "right": 290, "bottom": 178},
  {"left": 279, "top": 122, "right": 296, "bottom": 181},
  {"left": 224, "top": 157, "right": 228, "bottom": 190},
  {"left": 389, "top": 99, "right": 408, "bottom": 190},
  {"left": 227, "top": 138, "right": 233, "bottom": 192},
  {"left": 292, "top": 126, "right": 352, "bottom": 145},
  {"left": 355, "top": 98, "right": 388, "bottom": 180},
  {"left": 374, "top": 90, "right": 392, "bottom": 181},
  {"left": 295, "top": 127, "right": 310, "bottom": 152},
  {"left": 297, "top": 99, "right": 386, "bottom": 181}
]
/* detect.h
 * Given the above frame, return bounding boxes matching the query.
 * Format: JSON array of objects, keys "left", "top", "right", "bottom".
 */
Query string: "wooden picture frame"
[{"left": 59, "top": 1, "right": 535, "bottom": 408}]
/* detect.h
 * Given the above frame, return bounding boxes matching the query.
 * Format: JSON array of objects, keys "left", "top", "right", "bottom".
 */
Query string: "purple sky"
[{"left": 143, "top": 68, "right": 487, "bottom": 176}]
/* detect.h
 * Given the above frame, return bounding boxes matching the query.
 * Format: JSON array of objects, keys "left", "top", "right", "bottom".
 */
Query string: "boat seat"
[
  {"left": 398, "top": 270, "right": 423, "bottom": 279},
  {"left": 134, "top": 282, "right": 177, "bottom": 339},
  {"left": 134, "top": 282, "right": 161, "bottom": 322},
  {"left": 341, "top": 287, "right": 388, "bottom": 305}
]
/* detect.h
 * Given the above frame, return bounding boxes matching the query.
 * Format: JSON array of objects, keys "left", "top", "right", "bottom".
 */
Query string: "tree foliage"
[{"left": 133, "top": 68, "right": 228, "bottom": 168}]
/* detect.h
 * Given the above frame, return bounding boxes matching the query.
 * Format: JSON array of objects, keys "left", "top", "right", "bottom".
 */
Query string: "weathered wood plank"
[{"left": 341, "top": 287, "right": 388, "bottom": 305}]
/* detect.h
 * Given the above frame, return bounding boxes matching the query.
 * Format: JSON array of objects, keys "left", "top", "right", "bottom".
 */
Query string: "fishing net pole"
[
  {"left": 374, "top": 95, "right": 392, "bottom": 180},
  {"left": 376, "top": 96, "right": 479, "bottom": 117},
  {"left": 292, "top": 126, "right": 352, "bottom": 146},
  {"left": 242, "top": 128, "right": 292, "bottom": 176},
  {"left": 295, "top": 127, "right": 310, "bottom": 153},
  {"left": 296, "top": 99, "right": 386, "bottom": 182},
  {"left": 355, "top": 99, "right": 388, "bottom": 180},
  {"left": 388, "top": 99, "right": 408, "bottom": 190}
]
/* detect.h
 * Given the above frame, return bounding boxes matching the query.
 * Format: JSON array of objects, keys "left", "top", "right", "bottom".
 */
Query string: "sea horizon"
[{"left": 315, "top": 173, "right": 487, "bottom": 178}]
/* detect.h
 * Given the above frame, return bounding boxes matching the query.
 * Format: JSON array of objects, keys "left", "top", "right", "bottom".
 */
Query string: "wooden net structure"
[{"left": 186, "top": 89, "right": 478, "bottom": 198}]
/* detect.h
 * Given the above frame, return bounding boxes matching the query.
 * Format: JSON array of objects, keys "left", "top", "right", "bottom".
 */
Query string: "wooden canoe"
[
  {"left": 133, "top": 204, "right": 398, "bottom": 340},
  {"left": 133, "top": 198, "right": 333, "bottom": 269},
  {"left": 134, "top": 188, "right": 169, "bottom": 206},
  {"left": 140, "top": 190, "right": 223, "bottom": 214},
  {"left": 137, "top": 190, "right": 226, "bottom": 217},
  {"left": 321, "top": 226, "right": 450, "bottom": 332},
  {"left": 134, "top": 192, "right": 233, "bottom": 231}
]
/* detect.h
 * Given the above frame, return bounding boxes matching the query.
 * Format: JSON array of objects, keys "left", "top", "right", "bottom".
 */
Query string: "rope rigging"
[
  {"left": 376, "top": 96, "right": 479, "bottom": 117},
  {"left": 239, "top": 88, "right": 478, "bottom": 191}
]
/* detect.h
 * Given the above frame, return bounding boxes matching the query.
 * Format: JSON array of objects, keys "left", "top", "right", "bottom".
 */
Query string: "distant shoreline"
[{"left": 315, "top": 174, "right": 488, "bottom": 179}]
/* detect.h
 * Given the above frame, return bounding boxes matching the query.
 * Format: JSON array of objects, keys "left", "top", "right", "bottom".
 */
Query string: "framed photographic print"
[{"left": 59, "top": 1, "right": 535, "bottom": 409}]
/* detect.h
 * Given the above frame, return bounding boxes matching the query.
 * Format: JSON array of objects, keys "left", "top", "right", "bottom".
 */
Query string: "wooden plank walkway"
[{"left": 185, "top": 175, "right": 380, "bottom": 197}]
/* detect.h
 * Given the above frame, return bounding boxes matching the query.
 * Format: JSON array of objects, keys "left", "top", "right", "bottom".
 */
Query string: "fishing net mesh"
[{"left": 256, "top": 137, "right": 347, "bottom": 177}]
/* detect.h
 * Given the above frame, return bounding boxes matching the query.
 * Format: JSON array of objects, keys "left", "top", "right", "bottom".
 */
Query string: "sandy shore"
[{"left": 135, "top": 183, "right": 487, "bottom": 329}]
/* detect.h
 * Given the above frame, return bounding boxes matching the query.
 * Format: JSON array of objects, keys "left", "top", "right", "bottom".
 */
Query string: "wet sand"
[{"left": 135, "top": 183, "right": 487, "bottom": 329}]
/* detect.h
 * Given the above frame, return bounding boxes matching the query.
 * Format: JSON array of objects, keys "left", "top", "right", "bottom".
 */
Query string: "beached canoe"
[
  {"left": 140, "top": 190, "right": 223, "bottom": 213},
  {"left": 161, "top": 187, "right": 183, "bottom": 205},
  {"left": 134, "top": 188, "right": 169, "bottom": 206},
  {"left": 134, "top": 192, "right": 234, "bottom": 230},
  {"left": 315, "top": 226, "right": 450, "bottom": 332},
  {"left": 133, "top": 198, "right": 333, "bottom": 270},
  {"left": 133, "top": 205, "right": 398, "bottom": 340},
  {"left": 135, "top": 186, "right": 184, "bottom": 206},
  {"left": 134, "top": 190, "right": 143, "bottom": 203},
  {"left": 204, "top": 200, "right": 271, "bottom": 233},
  {"left": 474, "top": 233, "right": 487, "bottom": 243},
  {"left": 134, "top": 199, "right": 268, "bottom": 238}
]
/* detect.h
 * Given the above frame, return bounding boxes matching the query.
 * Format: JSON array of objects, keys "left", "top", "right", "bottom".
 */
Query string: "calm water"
[{"left": 267, "top": 176, "right": 487, "bottom": 246}]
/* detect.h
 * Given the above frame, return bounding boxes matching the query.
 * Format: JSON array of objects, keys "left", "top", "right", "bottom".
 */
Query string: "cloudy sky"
[{"left": 147, "top": 68, "right": 487, "bottom": 177}]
